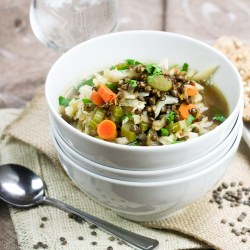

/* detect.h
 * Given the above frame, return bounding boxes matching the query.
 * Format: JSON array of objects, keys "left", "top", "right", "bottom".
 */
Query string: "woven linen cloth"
[
  {"left": 1, "top": 89, "right": 250, "bottom": 250},
  {"left": 0, "top": 91, "right": 210, "bottom": 249}
]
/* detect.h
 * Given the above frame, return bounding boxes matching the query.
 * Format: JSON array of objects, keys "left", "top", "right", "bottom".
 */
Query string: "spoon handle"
[{"left": 44, "top": 197, "right": 159, "bottom": 250}]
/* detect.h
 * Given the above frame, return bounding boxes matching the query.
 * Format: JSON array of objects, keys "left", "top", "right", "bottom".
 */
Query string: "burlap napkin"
[{"left": 1, "top": 89, "right": 250, "bottom": 250}]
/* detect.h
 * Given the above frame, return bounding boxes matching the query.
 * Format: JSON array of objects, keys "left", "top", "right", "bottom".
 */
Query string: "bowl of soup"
[
  {"left": 45, "top": 30, "right": 243, "bottom": 170},
  {"left": 51, "top": 111, "right": 242, "bottom": 181},
  {"left": 53, "top": 120, "right": 242, "bottom": 221}
]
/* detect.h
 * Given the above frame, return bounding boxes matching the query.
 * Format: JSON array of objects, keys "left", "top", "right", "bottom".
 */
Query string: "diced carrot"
[
  {"left": 179, "top": 103, "right": 198, "bottom": 120},
  {"left": 186, "top": 85, "right": 198, "bottom": 96},
  {"left": 97, "top": 119, "right": 117, "bottom": 141},
  {"left": 91, "top": 90, "right": 105, "bottom": 106},
  {"left": 97, "top": 84, "right": 117, "bottom": 103}
]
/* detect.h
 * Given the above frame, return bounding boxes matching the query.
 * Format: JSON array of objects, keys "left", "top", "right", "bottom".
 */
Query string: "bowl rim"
[
  {"left": 52, "top": 112, "right": 241, "bottom": 175},
  {"left": 45, "top": 30, "right": 244, "bottom": 152},
  {"left": 55, "top": 120, "right": 243, "bottom": 187}
]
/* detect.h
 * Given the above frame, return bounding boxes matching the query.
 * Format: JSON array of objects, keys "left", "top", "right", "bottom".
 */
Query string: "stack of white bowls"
[{"left": 45, "top": 31, "right": 243, "bottom": 222}]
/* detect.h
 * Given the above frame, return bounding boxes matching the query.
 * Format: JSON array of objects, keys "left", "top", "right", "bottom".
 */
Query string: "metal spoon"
[{"left": 0, "top": 163, "right": 159, "bottom": 250}]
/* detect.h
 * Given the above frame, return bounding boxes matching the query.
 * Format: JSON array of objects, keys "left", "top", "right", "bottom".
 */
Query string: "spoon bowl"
[
  {"left": 0, "top": 163, "right": 159, "bottom": 250},
  {"left": 0, "top": 164, "right": 44, "bottom": 207}
]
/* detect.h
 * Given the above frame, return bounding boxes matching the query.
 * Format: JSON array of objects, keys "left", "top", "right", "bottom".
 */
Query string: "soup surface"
[{"left": 59, "top": 59, "right": 228, "bottom": 146}]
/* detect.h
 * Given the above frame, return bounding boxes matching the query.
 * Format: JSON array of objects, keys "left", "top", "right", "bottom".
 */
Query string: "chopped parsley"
[
  {"left": 181, "top": 63, "right": 189, "bottom": 72},
  {"left": 213, "top": 115, "right": 226, "bottom": 122},
  {"left": 105, "top": 83, "right": 118, "bottom": 91},
  {"left": 126, "top": 59, "right": 142, "bottom": 66},
  {"left": 187, "top": 114, "right": 195, "bottom": 125},
  {"left": 82, "top": 98, "right": 92, "bottom": 104},
  {"left": 165, "top": 111, "right": 175, "bottom": 123},
  {"left": 111, "top": 59, "right": 142, "bottom": 70},
  {"left": 145, "top": 64, "right": 162, "bottom": 75},
  {"left": 59, "top": 96, "right": 71, "bottom": 106},
  {"left": 121, "top": 113, "right": 133, "bottom": 121},
  {"left": 77, "top": 77, "right": 94, "bottom": 89},
  {"left": 128, "top": 140, "right": 139, "bottom": 146},
  {"left": 128, "top": 79, "right": 138, "bottom": 88}
]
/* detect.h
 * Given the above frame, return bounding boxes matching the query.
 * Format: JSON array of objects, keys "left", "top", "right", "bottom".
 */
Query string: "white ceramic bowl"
[
  {"left": 54, "top": 122, "right": 242, "bottom": 222},
  {"left": 51, "top": 113, "right": 241, "bottom": 182},
  {"left": 45, "top": 30, "right": 243, "bottom": 170}
]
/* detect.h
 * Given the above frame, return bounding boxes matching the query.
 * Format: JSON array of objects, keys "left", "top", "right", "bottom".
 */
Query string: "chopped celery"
[
  {"left": 147, "top": 75, "right": 172, "bottom": 91},
  {"left": 121, "top": 122, "right": 137, "bottom": 142},
  {"left": 139, "top": 122, "right": 149, "bottom": 132},
  {"left": 89, "top": 108, "right": 105, "bottom": 129},
  {"left": 111, "top": 105, "right": 123, "bottom": 118},
  {"left": 167, "top": 120, "right": 187, "bottom": 133},
  {"left": 191, "top": 65, "right": 218, "bottom": 82}
]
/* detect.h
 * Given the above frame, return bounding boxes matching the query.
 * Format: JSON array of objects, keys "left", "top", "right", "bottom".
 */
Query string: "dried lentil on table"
[{"left": 210, "top": 181, "right": 250, "bottom": 243}]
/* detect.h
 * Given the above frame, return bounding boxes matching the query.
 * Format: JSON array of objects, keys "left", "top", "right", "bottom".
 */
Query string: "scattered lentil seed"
[
  {"left": 242, "top": 238, "right": 247, "bottom": 243},
  {"left": 42, "top": 244, "right": 48, "bottom": 249},
  {"left": 91, "top": 241, "right": 97, "bottom": 246},
  {"left": 107, "top": 247, "right": 113, "bottom": 250},
  {"left": 229, "top": 222, "right": 235, "bottom": 227},
  {"left": 78, "top": 236, "right": 84, "bottom": 240},
  {"left": 40, "top": 223, "right": 45, "bottom": 228},
  {"left": 222, "top": 182, "right": 229, "bottom": 189},
  {"left": 221, "top": 219, "right": 227, "bottom": 224},
  {"left": 230, "top": 182, "right": 236, "bottom": 187},
  {"left": 37, "top": 242, "right": 43, "bottom": 247},
  {"left": 89, "top": 224, "right": 98, "bottom": 229},
  {"left": 60, "top": 240, "right": 67, "bottom": 245},
  {"left": 60, "top": 237, "right": 65, "bottom": 241},
  {"left": 41, "top": 217, "right": 48, "bottom": 222},
  {"left": 91, "top": 231, "right": 97, "bottom": 236},
  {"left": 108, "top": 236, "right": 115, "bottom": 241},
  {"left": 33, "top": 245, "right": 39, "bottom": 249},
  {"left": 118, "top": 240, "right": 125, "bottom": 245}
]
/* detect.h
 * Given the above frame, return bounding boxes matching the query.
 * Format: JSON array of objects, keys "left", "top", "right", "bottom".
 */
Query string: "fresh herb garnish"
[
  {"left": 82, "top": 98, "right": 92, "bottom": 104},
  {"left": 111, "top": 59, "right": 142, "bottom": 71},
  {"left": 160, "top": 128, "right": 169, "bottom": 136},
  {"left": 128, "top": 79, "right": 138, "bottom": 88},
  {"left": 165, "top": 111, "right": 175, "bottom": 123},
  {"left": 128, "top": 140, "right": 139, "bottom": 146},
  {"left": 105, "top": 83, "right": 118, "bottom": 91},
  {"left": 77, "top": 77, "right": 94, "bottom": 89},
  {"left": 121, "top": 113, "right": 133, "bottom": 121},
  {"left": 110, "top": 65, "right": 116, "bottom": 70},
  {"left": 181, "top": 63, "right": 189, "bottom": 72},
  {"left": 187, "top": 114, "right": 195, "bottom": 125},
  {"left": 171, "top": 140, "right": 185, "bottom": 144},
  {"left": 145, "top": 64, "right": 162, "bottom": 75},
  {"left": 213, "top": 115, "right": 226, "bottom": 122},
  {"left": 126, "top": 59, "right": 142, "bottom": 66},
  {"left": 59, "top": 96, "right": 71, "bottom": 106}
]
